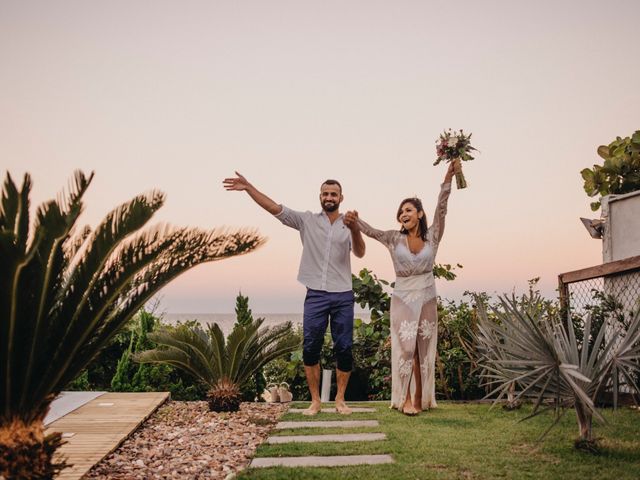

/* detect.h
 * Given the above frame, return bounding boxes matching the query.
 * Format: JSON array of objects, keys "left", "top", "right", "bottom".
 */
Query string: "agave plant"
[
  {"left": 135, "top": 319, "right": 298, "bottom": 412},
  {"left": 474, "top": 294, "right": 640, "bottom": 450},
  {"left": 0, "top": 171, "right": 265, "bottom": 478}
]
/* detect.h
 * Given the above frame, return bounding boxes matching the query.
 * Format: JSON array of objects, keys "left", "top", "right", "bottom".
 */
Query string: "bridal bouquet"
[{"left": 434, "top": 129, "right": 476, "bottom": 189}]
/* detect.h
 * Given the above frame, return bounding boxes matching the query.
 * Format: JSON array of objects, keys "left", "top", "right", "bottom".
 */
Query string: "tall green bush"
[
  {"left": 68, "top": 309, "right": 208, "bottom": 400},
  {"left": 232, "top": 292, "right": 267, "bottom": 401},
  {"left": 581, "top": 130, "right": 640, "bottom": 210},
  {"left": 351, "top": 268, "right": 392, "bottom": 400},
  {"left": 111, "top": 310, "right": 208, "bottom": 400},
  {"left": 436, "top": 297, "right": 485, "bottom": 400}
]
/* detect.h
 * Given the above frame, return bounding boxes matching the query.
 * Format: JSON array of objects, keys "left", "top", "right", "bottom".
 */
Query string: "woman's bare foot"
[
  {"left": 302, "top": 401, "right": 322, "bottom": 416},
  {"left": 335, "top": 400, "right": 352, "bottom": 415},
  {"left": 402, "top": 398, "right": 419, "bottom": 416},
  {"left": 413, "top": 396, "right": 423, "bottom": 412}
]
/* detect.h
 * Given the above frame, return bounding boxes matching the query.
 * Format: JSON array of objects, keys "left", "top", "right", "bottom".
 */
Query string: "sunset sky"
[{"left": 2, "top": 1, "right": 639, "bottom": 312}]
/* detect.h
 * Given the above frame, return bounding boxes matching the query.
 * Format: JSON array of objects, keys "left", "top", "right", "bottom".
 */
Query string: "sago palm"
[
  {"left": 135, "top": 319, "right": 298, "bottom": 412},
  {"left": 0, "top": 171, "right": 265, "bottom": 479},
  {"left": 474, "top": 294, "right": 640, "bottom": 451}
]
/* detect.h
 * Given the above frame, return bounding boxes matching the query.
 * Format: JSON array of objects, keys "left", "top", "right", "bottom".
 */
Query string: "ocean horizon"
[{"left": 164, "top": 312, "right": 371, "bottom": 335}]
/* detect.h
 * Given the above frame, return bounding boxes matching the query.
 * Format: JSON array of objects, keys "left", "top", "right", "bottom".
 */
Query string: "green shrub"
[
  {"left": 232, "top": 292, "right": 267, "bottom": 401},
  {"left": 66, "top": 309, "right": 208, "bottom": 400},
  {"left": 581, "top": 130, "right": 640, "bottom": 210},
  {"left": 436, "top": 297, "right": 484, "bottom": 400},
  {"left": 135, "top": 319, "right": 298, "bottom": 412}
]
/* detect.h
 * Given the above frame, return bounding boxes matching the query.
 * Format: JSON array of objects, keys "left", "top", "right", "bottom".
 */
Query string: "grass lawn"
[{"left": 238, "top": 401, "right": 640, "bottom": 480}]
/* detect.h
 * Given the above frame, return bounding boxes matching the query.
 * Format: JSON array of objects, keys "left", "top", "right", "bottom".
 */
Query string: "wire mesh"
[{"left": 564, "top": 268, "right": 640, "bottom": 395}]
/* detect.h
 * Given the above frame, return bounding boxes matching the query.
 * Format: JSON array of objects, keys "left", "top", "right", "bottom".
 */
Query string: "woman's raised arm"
[
  {"left": 344, "top": 211, "right": 397, "bottom": 249},
  {"left": 429, "top": 163, "right": 455, "bottom": 245}
]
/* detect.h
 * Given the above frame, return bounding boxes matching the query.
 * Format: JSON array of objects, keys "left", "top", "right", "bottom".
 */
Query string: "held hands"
[
  {"left": 343, "top": 210, "right": 360, "bottom": 231},
  {"left": 223, "top": 171, "right": 252, "bottom": 192}
]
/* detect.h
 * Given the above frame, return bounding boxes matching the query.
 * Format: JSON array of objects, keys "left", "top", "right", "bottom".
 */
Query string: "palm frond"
[
  {"left": 207, "top": 323, "right": 226, "bottom": 381},
  {"left": 134, "top": 318, "right": 298, "bottom": 398},
  {"left": 63, "top": 228, "right": 265, "bottom": 379},
  {"left": 1, "top": 170, "right": 266, "bottom": 426},
  {"left": 18, "top": 172, "right": 94, "bottom": 408},
  {"left": 135, "top": 326, "right": 216, "bottom": 387}
]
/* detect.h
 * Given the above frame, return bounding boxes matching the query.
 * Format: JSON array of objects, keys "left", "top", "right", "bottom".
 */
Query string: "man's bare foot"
[
  {"left": 335, "top": 400, "right": 352, "bottom": 415},
  {"left": 302, "top": 401, "right": 322, "bottom": 416}
]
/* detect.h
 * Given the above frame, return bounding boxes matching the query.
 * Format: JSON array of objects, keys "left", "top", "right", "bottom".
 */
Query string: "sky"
[{"left": 2, "top": 0, "right": 639, "bottom": 313}]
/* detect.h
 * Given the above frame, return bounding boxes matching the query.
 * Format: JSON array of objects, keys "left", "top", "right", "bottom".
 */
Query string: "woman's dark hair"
[{"left": 396, "top": 197, "right": 428, "bottom": 241}]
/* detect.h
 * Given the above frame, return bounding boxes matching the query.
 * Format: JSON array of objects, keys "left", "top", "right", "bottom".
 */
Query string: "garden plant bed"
[{"left": 84, "top": 401, "right": 287, "bottom": 479}]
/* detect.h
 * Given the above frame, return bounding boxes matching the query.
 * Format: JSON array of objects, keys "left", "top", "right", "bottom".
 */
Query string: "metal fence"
[{"left": 559, "top": 255, "right": 640, "bottom": 396}]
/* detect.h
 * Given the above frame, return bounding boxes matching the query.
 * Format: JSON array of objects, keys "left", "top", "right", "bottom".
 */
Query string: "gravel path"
[{"left": 84, "top": 401, "right": 288, "bottom": 479}]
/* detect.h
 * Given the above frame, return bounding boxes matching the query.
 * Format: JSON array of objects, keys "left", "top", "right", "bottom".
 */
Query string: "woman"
[{"left": 345, "top": 163, "right": 454, "bottom": 415}]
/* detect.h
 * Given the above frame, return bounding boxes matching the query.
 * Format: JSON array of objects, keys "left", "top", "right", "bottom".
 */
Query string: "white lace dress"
[{"left": 358, "top": 182, "right": 451, "bottom": 409}]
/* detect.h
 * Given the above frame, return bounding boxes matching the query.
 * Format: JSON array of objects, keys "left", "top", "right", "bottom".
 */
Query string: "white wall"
[{"left": 602, "top": 190, "right": 640, "bottom": 262}]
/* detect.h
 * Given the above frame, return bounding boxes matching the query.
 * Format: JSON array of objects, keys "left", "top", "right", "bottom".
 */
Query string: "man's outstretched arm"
[{"left": 223, "top": 171, "right": 282, "bottom": 215}]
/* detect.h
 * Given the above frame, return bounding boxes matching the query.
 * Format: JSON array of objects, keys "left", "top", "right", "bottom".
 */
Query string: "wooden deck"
[{"left": 45, "top": 392, "right": 170, "bottom": 480}]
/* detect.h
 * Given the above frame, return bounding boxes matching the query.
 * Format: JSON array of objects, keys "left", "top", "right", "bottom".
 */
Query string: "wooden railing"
[{"left": 558, "top": 255, "right": 640, "bottom": 310}]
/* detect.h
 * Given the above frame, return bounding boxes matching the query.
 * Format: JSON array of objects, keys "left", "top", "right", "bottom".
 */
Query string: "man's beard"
[{"left": 321, "top": 201, "right": 339, "bottom": 212}]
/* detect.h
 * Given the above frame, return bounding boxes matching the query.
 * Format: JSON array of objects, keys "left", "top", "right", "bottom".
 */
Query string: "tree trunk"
[
  {"left": 0, "top": 418, "right": 69, "bottom": 479},
  {"left": 574, "top": 401, "right": 593, "bottom": 442},
  {"left": 457, "top": 365, "right": 465, "bottom": 399},
  {"left": 507, "top": 382, "right": 515, "bottom": 404}
]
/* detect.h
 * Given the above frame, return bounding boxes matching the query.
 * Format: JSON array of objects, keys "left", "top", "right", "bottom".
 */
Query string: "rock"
[{"left": 84, "top": 401, "right": 287, "bottom": 479}]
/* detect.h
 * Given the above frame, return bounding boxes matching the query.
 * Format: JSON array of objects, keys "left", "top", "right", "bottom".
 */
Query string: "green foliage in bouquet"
[
  {"left": 434, "top": 129, "right": 477, "bottom": 189},
  {"left": 433, "top": 129, "right": 477, "bottom": 164},
  {"left": 581, "top": 130, "right": 640, "bottom": 211}
]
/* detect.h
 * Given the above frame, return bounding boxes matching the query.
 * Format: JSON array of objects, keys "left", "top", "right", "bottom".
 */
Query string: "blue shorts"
[{"left": 302, "top": 289, "right": 354, "bottom": 372}]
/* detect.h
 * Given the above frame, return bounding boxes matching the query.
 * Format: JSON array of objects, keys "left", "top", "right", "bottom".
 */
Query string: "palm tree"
[
  {"left": 474, "top": 294, "right": 640, "bottom": 451},
  {"left": 0, "top": 171, "right": 265, "bottom": 478},
  {"left": 135, "top": 318, "right": 298, "bottom": 412}
]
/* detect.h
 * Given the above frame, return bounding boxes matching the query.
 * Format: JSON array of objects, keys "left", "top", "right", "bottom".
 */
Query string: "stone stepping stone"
[
  {"left": 267, "top": 433, "right": 386, "bottom": 444},
  {"left": 250, "top": 454, "right": 394, "bottom": 468},
  {"left": 289, "top": 407, "right": 376, "bottom": 413},
  {"left": 276, "top": 420, "right": 379, "bottom": 429}
]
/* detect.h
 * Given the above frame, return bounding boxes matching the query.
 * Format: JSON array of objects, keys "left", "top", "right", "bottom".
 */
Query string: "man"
[{"left": 223, "top": 172, "right": 365, "bottom": 415}]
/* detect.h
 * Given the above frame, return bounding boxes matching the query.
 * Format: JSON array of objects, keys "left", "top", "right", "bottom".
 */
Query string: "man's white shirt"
[{"left": 275, "top": 205, "right": 353, "bottom": 293}]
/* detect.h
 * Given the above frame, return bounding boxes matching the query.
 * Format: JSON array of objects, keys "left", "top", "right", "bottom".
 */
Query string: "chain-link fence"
[{"left": 559, "top": 256, "right": 640, "bottom": 397}]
